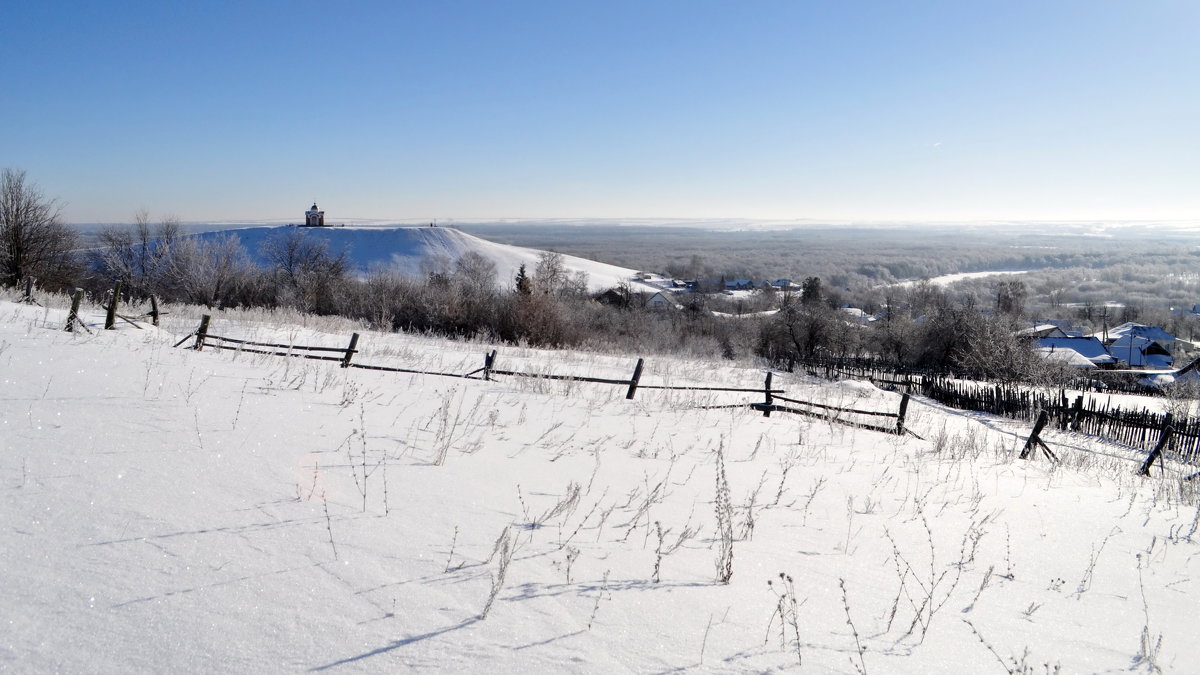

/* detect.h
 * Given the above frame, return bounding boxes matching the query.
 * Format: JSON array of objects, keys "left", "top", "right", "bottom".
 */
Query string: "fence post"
[
  {"left": 341, "top": 333, "right": 360, "bottom": 368},
  {"left": 484, "top": 349, "right": 497, "bottom": 381},
  {"left": 193, "top": 315, "right": 211, "bottom": 351},
  {"left": 1137, "top": 414, "right": 1174, "bottom": 477},
  {"left": 762, "top": 371, "right": 773, "bottom": 418},
  {"left": 64, "top": 288, "right": 83, "bottom": 332},
  {"left": 895, "top": 393, "right": 910, "bottom": 435},
  {"left": 1020, "top": 410, "right": 1050, "bottom": 460},
  {"left": 625, "top": 358, "right": 645, "bottom": 400},
  {"left": 149, "top": 295, "right": 160, "bottom": 327},
  {"left": 104, "top": 281, "right": 122, "bottom": 330},
  {"left": 1070, "top": 395, "right": 1084, "bottom": 432}
]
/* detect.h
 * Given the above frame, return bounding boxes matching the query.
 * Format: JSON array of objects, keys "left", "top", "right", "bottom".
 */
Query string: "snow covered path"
[{"left": 2, "top": 300, "right": 1199, "bottom": 672}]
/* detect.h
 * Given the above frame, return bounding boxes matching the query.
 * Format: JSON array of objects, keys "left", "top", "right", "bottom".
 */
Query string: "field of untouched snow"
[
  {"left": 193, "top": 225, "right": 661, "bottom": 294},
  {"left": 3, "top": 298, "right": 1200, "bottom": 673}
]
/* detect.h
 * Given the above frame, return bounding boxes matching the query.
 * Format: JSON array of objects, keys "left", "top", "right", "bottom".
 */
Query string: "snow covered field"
[{"left": 3, "top": 297, "right": 1199, "bottom": 673}]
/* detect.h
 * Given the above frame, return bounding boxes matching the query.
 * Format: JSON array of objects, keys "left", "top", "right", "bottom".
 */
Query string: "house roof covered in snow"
[
  {"left": 1034, "top": 337, "right": 1115, "bottom": 364},
  {"left": 645, "top": 291, "right": 683, "bottom": 310},
  {"left": 1034, "top": 347, "right": 1097, "bottom": 368},
  {"left": 1016, "top": 324, "right": 1068, "bottom": 338},
  {"left": 1102, "top": 322, "right": 1175, "bottom": 344}
]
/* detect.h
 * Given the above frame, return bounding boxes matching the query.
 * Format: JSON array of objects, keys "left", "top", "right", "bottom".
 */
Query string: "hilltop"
[{"left": 194, "top": 225, "right": 658, "bottom": 293}]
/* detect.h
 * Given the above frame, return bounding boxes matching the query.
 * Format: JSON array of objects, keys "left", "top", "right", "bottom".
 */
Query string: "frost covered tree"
[
  {"left": 260, "top": 228, "right": 349, "bottom": 313},
  {"left": 92, "top": 210, "right": 180, "bottom": 297},
  {"left": 0, "top": 168, "right": 81, "bottom": 290}
]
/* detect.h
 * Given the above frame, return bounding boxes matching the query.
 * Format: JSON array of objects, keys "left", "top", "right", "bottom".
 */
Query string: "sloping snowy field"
[
  {"left": 2, "top": 298, "right": 1199, "bottom": 673},
  {"left": 197, "top": 226, "right": 660, "bottom": 294}
]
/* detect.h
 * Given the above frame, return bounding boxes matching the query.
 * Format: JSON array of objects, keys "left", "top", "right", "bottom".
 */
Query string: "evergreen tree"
[
  {"left": 514, "top": 264, "right": 532, "bottom": 295},
  {"left": 800, "top": 276, "right": 822, "bottom": 306}
]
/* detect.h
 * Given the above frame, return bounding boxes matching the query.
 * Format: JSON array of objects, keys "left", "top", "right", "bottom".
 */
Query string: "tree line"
[{"left": 3, "top": 167, "right": 1190, "bottom": 385}]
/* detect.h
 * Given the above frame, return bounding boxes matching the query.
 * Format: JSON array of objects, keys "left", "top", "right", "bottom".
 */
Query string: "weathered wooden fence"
[
  {"left": 795, "top": 355, "right": 1151, "bottom": 396},
  {"left": 796, "top": 357, "right": 927, "bottom": 394},
  {"left": 785, "top": 356, "right": 1199, "bottom": 466},
  {"left": 176, "top": 315, "right": 787, "bottom": 403},
  {"left": 923, "top": 377, "right": 1200, "bottom": 465},
  {"left": 170, "top": 316, "right": 919, "bottom": 434},
  {"left": 753, "top": 392, "right": 912, "bottom": 436}
]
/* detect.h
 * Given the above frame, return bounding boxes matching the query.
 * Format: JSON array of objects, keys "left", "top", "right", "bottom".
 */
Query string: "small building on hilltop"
[{"left": 304, "top": 202, "right": 326, "bottom": 227}]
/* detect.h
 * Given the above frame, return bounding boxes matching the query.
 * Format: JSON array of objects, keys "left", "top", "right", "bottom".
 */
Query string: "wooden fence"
[
  {"left": 177, "top": 315, "right": 784, "bottom": 402},
  {"left": 922, "top": 377, "right": 1200, "bottom": 465},
  {"left": 785, "top": 355, "right": 1200, "bottom": 466},
  {"left": 795, "top": 355, "right": 1147, "bottom": 396},
  {"left": 172, "top": 315, "right": 913, "bottom": 432},
  {"left": 753, "top": 392, "right": 912, "bottom": 436}
]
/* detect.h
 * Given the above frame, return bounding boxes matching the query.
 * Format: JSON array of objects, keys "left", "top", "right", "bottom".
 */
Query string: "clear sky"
[{"left": 3, "top": 1, "right": 1197, "bottom": 224}]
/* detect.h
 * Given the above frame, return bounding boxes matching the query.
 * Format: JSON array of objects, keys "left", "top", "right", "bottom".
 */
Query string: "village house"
[
  {"left": 1096, "top": 322, "right": 1175, "bottom": 369},
  {"left": 645, "top": 291, "right": 683, "bottom": 311}
]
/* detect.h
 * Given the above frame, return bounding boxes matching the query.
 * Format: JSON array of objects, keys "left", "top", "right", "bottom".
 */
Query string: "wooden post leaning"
[
  {"left": 762, "top": 372, "right": 773, "bottom": 418},
  {"left": 895, "top": 393, "right": 910, "bottom": 435},
  {"left": 625, "top": 358, "right": 645, "bottom": 400},
  {"left": 1020, "top": 410, "right": 1058, "bottom": 461},
  {"left": 104, "top": 281, "right": 122, "bottom": 330},
  {"left": 64, "top": 288, "right": 84, "bottom": 332},
  {"left": 193, "top": 315, "right": 211, "bottom": 351},
  {"left": 341, "top": 333, "right": 360, "bottom": 368},
  {"left": 484, "top": 349, "right": 497, "bottom": 381},
  {"left": 1137, "top": 414, "right": 1174, "bottom": 477}
]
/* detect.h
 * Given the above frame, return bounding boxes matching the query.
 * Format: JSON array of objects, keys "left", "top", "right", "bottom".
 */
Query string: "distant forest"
[{"left": 460, "top": 223, "right": 1200, "bottom": 318}]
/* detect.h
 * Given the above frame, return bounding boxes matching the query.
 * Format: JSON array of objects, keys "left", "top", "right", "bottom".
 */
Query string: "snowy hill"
[
  {"left": 196, "top": 225, "right": 659, "bottom": 293},
  {"left": 3, "top": 296, "right": 1199, "bottom": 672}
]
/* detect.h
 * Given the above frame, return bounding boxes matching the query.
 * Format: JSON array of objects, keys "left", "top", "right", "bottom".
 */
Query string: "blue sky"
[{"left": 3, "top": 1, "right": 1197, "bottom": 224}]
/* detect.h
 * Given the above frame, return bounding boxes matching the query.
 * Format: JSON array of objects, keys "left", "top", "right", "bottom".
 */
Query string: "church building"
[{"left": 304, "top": 202, "right": 325, "bottom": 227}]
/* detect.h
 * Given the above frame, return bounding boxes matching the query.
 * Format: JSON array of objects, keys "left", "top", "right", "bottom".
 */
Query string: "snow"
[
  {"left": 192, "top": 225, "right": 660, "bottom": 294},
  {"left": 3, "top": 297, "right": 1200, "bottom": 672},
  {"left": 1034, "top": 346, "right": 1098, "bottom": 368},
  {"left": 889, "top": 270, "right": 1029, "bottom": 289}
]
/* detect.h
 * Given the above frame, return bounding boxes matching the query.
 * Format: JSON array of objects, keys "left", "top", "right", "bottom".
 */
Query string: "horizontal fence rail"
[
  {"left": 172, "top": 316, "right": 917, "bottom": 436},
  {"left": 172, "top": 315, "right": 1194, "bottom": 459},
  {"left": 174, "top": 316, "right": 821, "bottom": 408},
  {"left": 771, "top": 394, "right": 900, "bottom": 418}
]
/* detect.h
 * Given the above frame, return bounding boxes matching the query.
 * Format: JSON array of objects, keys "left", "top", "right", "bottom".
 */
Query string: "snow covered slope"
[
  {"left": 198, "top": 225, "right": 655, "bottom": 293},
  {"left": 3, "top": 297, "right": 1199, "bottom": 672}
]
